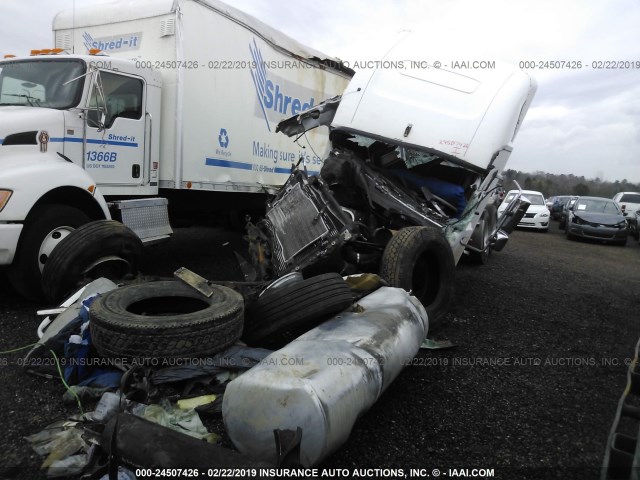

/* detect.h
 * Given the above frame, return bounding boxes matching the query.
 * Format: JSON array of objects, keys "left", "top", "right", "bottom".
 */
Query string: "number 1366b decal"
[{"left": 86, "top": 151, "right": 118, "bottom": 162}]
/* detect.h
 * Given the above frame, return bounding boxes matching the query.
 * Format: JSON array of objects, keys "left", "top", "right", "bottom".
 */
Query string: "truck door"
[{"left": 84, "top": 70, "right": 146, "bottom": 186}]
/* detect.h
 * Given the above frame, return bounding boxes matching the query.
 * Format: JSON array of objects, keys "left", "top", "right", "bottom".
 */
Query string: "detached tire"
[
  {"left": 380, "top": 226, "right": 455, "bottom": 329},
  {"left": 90, "top": 280, "right": 244, "bottom": 360},
  {"left": 42, "top": 220, "right": 143, "bottom": 304},
  {"left": 8, "top": 204, "right": 90, "bottom": 301},
  {"left": 242, "top": 273, "right": 353, "bottom": 347}
]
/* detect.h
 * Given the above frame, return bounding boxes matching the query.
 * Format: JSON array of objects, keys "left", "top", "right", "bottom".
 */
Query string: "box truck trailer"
[{"left": 0, "top": 0, "right": 353, "bottom": 299}]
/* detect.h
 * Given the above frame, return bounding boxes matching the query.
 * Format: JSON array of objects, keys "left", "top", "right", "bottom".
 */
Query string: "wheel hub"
[{"left": 38, "top": 226, "right": 75, "bottom": 272}]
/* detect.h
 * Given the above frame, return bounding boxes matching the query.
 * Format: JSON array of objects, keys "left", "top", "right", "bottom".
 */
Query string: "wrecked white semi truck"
[
  {"left": 0, "top": 0, "right": 352, "bottom": 300},
  {"left": 247, "top": 36, "right": 537, "bottom": 326}
]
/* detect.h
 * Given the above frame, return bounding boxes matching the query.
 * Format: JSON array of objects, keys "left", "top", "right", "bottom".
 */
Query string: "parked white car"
[
  {"left": 613, "top": 192, "right": 640, "bottom": 215},
  {"left": 613, "top": 192, "right": 640, "bottom": 240},
  {"left": 499, "top": 190, "right": 550, "bottom": 231}
]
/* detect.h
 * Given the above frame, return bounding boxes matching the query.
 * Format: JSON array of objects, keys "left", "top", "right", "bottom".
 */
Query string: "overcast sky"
[{"left": 2, "top": 0, "right": 639, "bottom": 183}]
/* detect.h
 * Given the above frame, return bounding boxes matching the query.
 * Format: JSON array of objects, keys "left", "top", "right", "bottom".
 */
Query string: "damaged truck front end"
[{"left": 248, "top": 40, "right": 537, "bottom": 327}]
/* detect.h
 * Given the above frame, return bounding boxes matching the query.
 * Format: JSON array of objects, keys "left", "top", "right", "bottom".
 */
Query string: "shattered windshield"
[
  {"left": 339, "top": 132, "right": 442, "bottom": 168},
  {"left": 0, "top": 59, "right": 85, "bottom": 109}
]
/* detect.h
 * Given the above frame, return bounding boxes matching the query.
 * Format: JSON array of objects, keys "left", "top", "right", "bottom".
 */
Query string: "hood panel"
[
  {"left": 574, "top": 212, "right": 624, "bottom": 225},
  {"left": 331, "top": 35, "right": 537, "bottom": 170},
  {"left": 0, "top": 106, "right": 64, "bottom": 152},
  {"left": 525, "top": 204, "right": 548, "bottom": 214}
]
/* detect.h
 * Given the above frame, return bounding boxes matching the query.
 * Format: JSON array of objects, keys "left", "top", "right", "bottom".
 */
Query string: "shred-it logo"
[
  {"left": 249, "top": 39, "right": 315, "bottom": 132},
  {"left": 82, "top": 32, "right": 143, "bottom": 53}
]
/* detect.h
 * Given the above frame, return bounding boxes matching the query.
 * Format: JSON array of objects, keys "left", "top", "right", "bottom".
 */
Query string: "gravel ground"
[{"left": 1, "top": 221, "right": 639, "bottom": 479}]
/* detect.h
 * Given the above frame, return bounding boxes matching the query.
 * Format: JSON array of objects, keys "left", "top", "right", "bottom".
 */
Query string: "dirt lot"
[{"left": 1, "top": 221, "right": 639, "bottom": 479}]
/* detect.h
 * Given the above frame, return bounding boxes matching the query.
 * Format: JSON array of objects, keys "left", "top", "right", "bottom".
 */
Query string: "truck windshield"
[
  {"left": 338, "top": 132, "right": 443, "bottom": 168},
  {"left": 0, "top": 59, "right": 85, "bottom": 109}
]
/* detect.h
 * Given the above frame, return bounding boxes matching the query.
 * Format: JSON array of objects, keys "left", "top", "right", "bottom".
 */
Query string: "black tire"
[
  {"left": 8, "top": 204, "right": 90, "bottom": 301},
  {"left": 379, "top": 226, "right": 455, "bottom": 330},
  {"left": 242, "top": 273, "right": 353, "bottom": 347},
  {"left": 90, "top": 280, "right": 244, "bottom": 360},
  {"left": 42, "top": 220, "right": 143, "bottom": 304}
]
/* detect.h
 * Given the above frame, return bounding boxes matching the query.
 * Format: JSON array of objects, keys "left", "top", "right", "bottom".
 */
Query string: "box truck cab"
[
  {"left": 0, "top": 0, "right": 352, "bottom": 300},
  {"left": 248, "top": 34, "right": 537, "bottom": 326}
]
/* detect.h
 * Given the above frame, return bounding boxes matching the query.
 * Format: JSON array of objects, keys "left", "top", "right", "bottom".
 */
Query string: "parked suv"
[
  {"left": 613, "top": 192, "right": 640, "bottom": 240},
  {"left": 613, "top": 192, "right": 640, "bottom": 215}
]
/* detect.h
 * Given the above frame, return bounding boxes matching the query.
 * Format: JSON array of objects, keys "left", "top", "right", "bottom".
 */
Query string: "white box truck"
[{"left": 0, "top": 0, "right": 352, "bottom": 299}]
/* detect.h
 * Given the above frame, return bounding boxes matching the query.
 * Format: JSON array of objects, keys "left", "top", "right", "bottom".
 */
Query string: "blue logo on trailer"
[
  {"left": 82, "top": 31, "right": 143, "bottom": 52},
  {"left": 249, "top": 39, "right": 315, "bottom": 132},
  {"left": 218, "top": 128, "right": 229, "bottom": 148}
]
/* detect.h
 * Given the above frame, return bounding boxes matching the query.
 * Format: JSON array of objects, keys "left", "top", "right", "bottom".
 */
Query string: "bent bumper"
[
  {"left": 567, "top": 224, "right": 627, "bottom": 242},
  {"left": 0, "top": 223, "right": 22, "bottom": 265}
]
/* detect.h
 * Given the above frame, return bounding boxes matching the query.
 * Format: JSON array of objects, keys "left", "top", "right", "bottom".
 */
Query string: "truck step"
[{"left": 109, "top": 198, "right": 172, "bottom": 245}]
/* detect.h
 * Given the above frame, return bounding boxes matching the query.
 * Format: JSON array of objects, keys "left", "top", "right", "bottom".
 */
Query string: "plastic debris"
[
  {"left": 177, "top": 394, "right": 217, "bottom": 410},
  {"left": 344, "top": 273, "right": 387, "bottom": 291},
  {"left": 90, "top": 391, "right": 129, "bottom": 422},
  {"left": 24, "top": 278, "right": 118, "bottom": 378},
  {"left": 132, "top": 399, "right": 219, "bottom": 443},
  {"left": 63, "top": 301, "right": 122, "bottom": 389},
  {"left": 195, "top": 395, "right": 224, "bottom": 417},
  {"left": 25, "top": 423, "right": 89, "bottom": 475},
  {"left": 46, "top": 454, "right": 88, "bottom": 478}
]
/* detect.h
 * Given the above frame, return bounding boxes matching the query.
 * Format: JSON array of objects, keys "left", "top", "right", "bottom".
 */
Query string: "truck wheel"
[
  {"left": 8, "top": 204, "right": 90, "bottom": 301},
  {"left": 242, "top": 273, "right": 353, "bottom": 348},
  {"left": 379, "top": 226, "right": 455, "bottom": 329},
  {"left": 42, "top": 220, "right": 143, "bottom": 304},
  {"left": 90, "top": 280, "right": 244, "bottom": 360}
]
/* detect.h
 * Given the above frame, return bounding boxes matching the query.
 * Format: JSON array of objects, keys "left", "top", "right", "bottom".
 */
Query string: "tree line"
[{"left": 501, "top": 170, "right": 640, "bottom": 198}]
